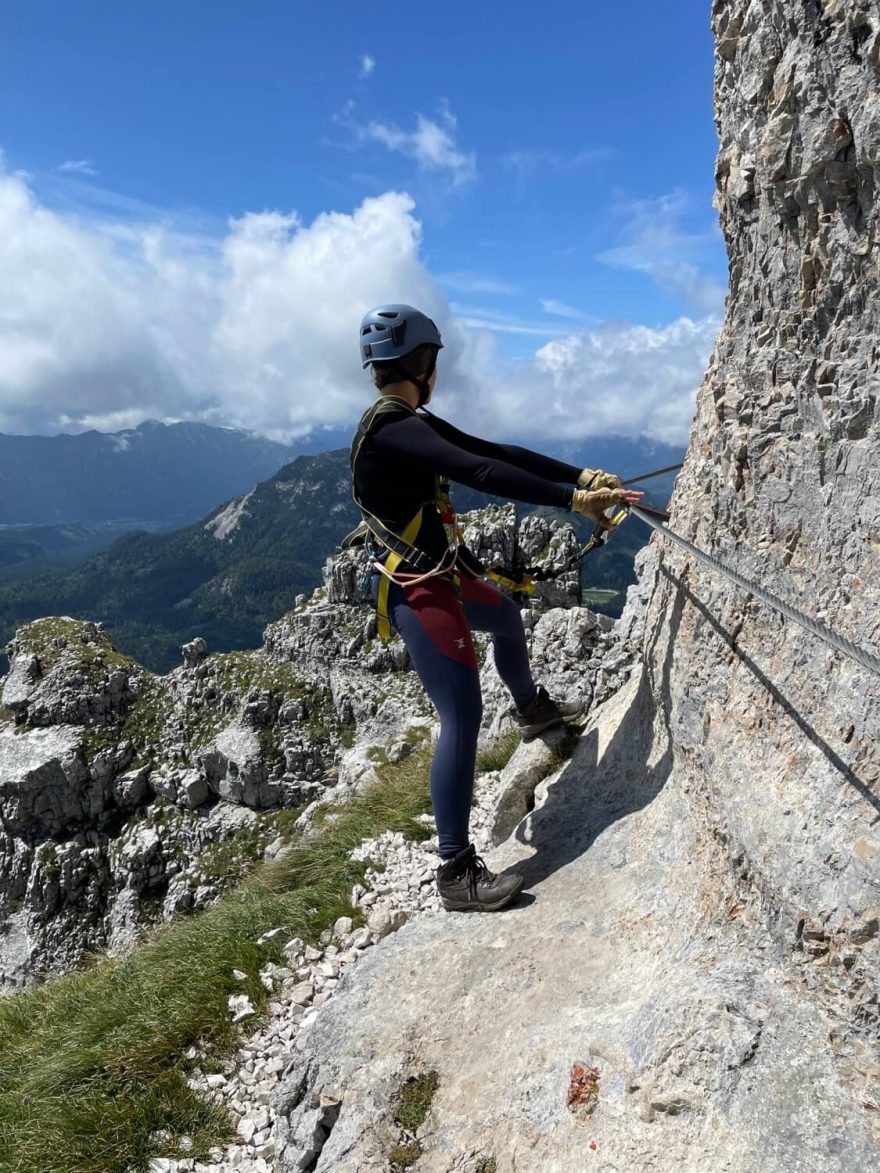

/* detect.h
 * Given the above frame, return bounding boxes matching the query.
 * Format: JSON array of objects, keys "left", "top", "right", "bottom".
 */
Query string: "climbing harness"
[
  {"left": 631, "top": 505, "right": 880, "bottom": 680},
  {"left": 347, "top": 397, "right": 483, "bottom": 639}
]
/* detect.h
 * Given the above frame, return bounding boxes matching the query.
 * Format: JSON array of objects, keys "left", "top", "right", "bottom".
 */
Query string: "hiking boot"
[
  {"left": 435, "top": 844, "right": 524, "bottom": 912},
  {"left": 514, "top": 684, "right": 585, "bottom": 739}
]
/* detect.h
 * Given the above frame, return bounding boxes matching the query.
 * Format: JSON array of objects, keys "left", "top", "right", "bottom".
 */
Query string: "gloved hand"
[
  {"left": 578, "top": 467, "right": 623, "bottom": 491},
  {"left": 570, "top": 487, "right": 628, "bottom": 527}
]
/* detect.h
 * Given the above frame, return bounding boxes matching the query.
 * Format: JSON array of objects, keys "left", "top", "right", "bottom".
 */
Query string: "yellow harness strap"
[
  {"left": 352, "top": 398, "right": 475, "bottom": 641},
  {"left": 375, "top": 506, "right": 424, "bottom": 639},
  {"left": 484, "top": 568, "right": 536, "bottom": 596}
]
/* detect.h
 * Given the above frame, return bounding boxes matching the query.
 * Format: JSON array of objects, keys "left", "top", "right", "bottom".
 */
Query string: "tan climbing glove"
[
  {"left": 571, "top": 487, "right": 627, "bottom": 527},
  {"left": 577, "top": 467, "right": 623, "bottom": 491}
]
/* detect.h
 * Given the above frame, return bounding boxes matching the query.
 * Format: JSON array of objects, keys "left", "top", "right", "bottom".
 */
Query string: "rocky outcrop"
[
  {"left": 458, "top": 502, "right": 583, "bottom": 609},
  {"left": 0, "top": 506, "right": 605, "bottom": 994},
  {"left": 3, "top": 618, "right": 139, "bottom": 728},
  {"left": 644, "top": 0, "right": 880, "bottom": 1054}
]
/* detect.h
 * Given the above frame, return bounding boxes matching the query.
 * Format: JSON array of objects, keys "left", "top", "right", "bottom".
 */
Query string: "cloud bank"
[{"left": 0, "top": 162, "right": 718, "bottom": 444}]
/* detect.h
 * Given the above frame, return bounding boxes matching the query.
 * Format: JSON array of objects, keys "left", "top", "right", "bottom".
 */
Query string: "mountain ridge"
[{"left": 0, "top": 441, "right": 680, "bottom": 673}]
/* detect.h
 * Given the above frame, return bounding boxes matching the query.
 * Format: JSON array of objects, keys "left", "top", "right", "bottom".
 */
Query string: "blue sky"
[{"left": 0, "top": 1, "right": 725, "bottom": 442}]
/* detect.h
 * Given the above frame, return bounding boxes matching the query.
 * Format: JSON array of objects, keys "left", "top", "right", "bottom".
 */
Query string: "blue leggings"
[{"left": 376, "top": 573, "right": 537, "bottom": 859}]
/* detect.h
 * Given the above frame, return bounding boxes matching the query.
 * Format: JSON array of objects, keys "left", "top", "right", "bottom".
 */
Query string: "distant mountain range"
[
  {"left": 0, "top": 419, "right": 302, "bottom": 528},
  {"left": 0, "top": 430, "right": 682, "bottom": 675}
]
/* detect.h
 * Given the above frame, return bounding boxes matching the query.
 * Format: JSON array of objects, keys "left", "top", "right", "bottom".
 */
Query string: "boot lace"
[{"left": 464, "top": 853, "right": 495, "bottom": 898}]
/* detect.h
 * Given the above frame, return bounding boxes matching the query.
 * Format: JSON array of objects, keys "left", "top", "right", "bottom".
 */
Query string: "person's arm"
[
  {"left": 424, "top": 413, "right": 582, "bottom": 484},
  {"left": 373, "top": 414, "right": 575, "bottom": 509}
]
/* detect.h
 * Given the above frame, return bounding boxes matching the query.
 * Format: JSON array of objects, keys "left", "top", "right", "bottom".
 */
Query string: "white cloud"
[
  {"left": 346, "top": 102, "right": 477, "bottom": 186},
  {"left": 597, "top": 190, "right": 726, "bottom": 314},
  {"left": 450, "top": 303, "right": 580, "bottom": 338},
  {"left": 438, "top": 271, "right": 519, "bottom": 296},
  {"left": 57, "top": 159, "right": 98, "bottom": 176},
  {"left": 522, "top": 317, "right": 720, "bottom": 444},
  {"left": 0, "top": 164, "right": 443, "bottom": 436},
  {"left": 0, "top": 160, "right": 717, "bottom": 445},
  {"left": 359, "top": 54, "right": 375, "bottom": 78},
  {"left": 540, "top": 298, "right": 593, "bottom": 321},
  {"left": 500, "top": 147, "right": 613, "bottom": 180}
]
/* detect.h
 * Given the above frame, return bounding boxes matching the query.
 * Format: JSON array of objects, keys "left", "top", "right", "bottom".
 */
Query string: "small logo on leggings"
[{"left": 455, "top": 638, "right": 467, "bottom": 649}]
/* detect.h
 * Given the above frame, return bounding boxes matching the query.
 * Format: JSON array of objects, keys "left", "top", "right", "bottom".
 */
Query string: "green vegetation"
[
  {"left": 194, "top": 831, "right": 269, "bottom": 887},
  {"left": 187, "top": 803, "right": 317, "bottom": 891},
  {"left": 16, "top": 616, "right": 135, "bottom": 679},
  {"left": 389, "top": 1069, "right": 440, "bottom": 1169},
  {"left": 389, "top": 1139, "right": 423, "bottom": 1169},
  {"left": 474, "top": 730, "right": 520, "bottom": 774},
  {"left": 0, "top": 747, "right": 435, "bottom": 1173},
  {"left": 475, "top": 1159, "right": 498, "bottom": 1173},
  {"left": 395, "top": 1069, "right": 439, "bottom": 1132}
]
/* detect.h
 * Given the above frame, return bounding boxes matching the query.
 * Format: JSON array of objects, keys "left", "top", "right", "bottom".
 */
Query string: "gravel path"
[{"left": 144, "top": 768, "right": 511, "bottom": 1173}]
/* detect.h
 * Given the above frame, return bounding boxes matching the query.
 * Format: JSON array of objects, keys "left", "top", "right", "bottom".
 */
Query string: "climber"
[{"left": 351, "top": 303, "right": 643, "bottom": 912}]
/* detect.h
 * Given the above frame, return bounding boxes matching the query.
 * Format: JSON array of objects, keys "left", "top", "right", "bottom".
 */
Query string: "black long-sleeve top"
[{"left": 352, "top": 401, "right": 580, "bottom": 565}]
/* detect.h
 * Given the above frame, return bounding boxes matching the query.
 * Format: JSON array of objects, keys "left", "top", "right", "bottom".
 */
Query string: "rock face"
[{"left": 645, "top": 0, "right": 880, "bottom": 1049}]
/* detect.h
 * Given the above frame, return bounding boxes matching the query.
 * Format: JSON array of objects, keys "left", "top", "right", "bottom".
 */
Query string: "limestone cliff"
[{"left": 645, "top": 0, "right": 880, "bottom": 1039}]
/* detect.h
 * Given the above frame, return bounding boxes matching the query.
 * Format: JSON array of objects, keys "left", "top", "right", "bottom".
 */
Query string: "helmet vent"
[{"left": 377, "top": 310, "right": 399, "bottom": 319}]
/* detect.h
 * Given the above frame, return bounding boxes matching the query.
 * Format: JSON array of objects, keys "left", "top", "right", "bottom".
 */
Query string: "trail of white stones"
[{"left": 145, "top": 770, "right": 508, "bottom": 1173}]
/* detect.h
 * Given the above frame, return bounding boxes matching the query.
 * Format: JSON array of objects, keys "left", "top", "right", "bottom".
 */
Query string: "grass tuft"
[
  {"left": 474, "top": 730, "right": 520, "bottom": 775},
  {"left": 389, "top": 1139, "right": 423, "bottom": 1169},
  {"left": 394, "top": 1069, "right": 439, "bottom": 1133},
  {"left": 0, "top": 748, "right": 434, "bottom": 1173},
  {"left": 388, "top": 1069, "right": 440, "bottom": 1170}
]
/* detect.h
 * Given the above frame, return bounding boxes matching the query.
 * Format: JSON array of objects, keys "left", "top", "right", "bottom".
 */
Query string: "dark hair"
[{"left": 370, "top": 343, "right": 437, "bottom": 389}]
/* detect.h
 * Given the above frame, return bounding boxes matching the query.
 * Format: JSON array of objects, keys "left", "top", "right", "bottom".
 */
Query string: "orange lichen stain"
[{"left": 566, "top": 1062, "right": 600, "bottom": 1121}]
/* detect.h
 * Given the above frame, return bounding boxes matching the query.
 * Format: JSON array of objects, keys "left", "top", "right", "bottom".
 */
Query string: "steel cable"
[
  {"left": 631, "top": 505, "right": 880, "bottom": 680},
  {"left": 622, "top": 462, "right": 684, "bottom": 486}
]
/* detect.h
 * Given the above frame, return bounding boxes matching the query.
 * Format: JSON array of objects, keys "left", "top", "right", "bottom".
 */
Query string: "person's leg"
[
  {"left": 381, "top": 576, "right": 483, "bottom": 860},
  {"left": 458, "top": 575, "right": 537, "bottom": 710},
  {"left": 459, "top": 574, "right": 586, "bottom": 736}
]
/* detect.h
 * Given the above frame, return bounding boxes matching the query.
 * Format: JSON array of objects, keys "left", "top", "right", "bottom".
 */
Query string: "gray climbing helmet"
[{"left": 359, "top": 304, "right": 443, "bottom": 368}]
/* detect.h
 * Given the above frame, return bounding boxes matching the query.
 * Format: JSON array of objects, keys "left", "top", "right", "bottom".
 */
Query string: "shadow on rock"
[
  {"left": 511, "top": 666, "right": 672, "bottom": 891},
  {"left": 507, "top": 572, "right": 687, "bottom": 891}
]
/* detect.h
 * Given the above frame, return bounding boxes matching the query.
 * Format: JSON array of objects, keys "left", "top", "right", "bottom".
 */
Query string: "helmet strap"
[{"left": 392, "top": 347, "right": 438, "bottom": 409}]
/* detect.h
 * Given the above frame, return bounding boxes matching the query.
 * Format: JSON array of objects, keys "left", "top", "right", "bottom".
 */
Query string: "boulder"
[{"left": 0, "top": 725, "right": 104, "bottom": 835}]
